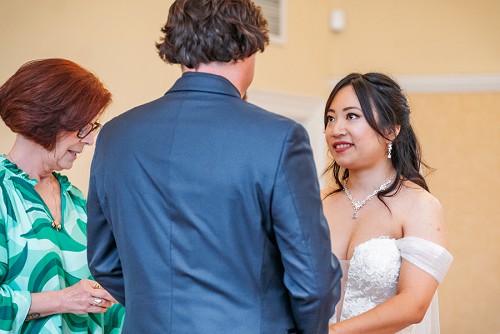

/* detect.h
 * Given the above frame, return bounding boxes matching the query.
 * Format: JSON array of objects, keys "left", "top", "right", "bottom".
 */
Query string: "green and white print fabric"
[{"left": 0, "top": 155, "right": 124, "bottom": 333}]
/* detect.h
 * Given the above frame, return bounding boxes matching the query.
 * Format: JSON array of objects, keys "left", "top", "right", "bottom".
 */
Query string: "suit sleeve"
[
  {"left": 271, "top": 123, "right": 342, "bottom": 334},
  {"left": 86, "top": 136, "right": 126, "bottom": 305}
]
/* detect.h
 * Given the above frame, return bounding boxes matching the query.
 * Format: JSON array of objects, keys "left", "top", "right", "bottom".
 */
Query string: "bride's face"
[{"left": 325, "top": 85, "right": 387, "bottom": 170}]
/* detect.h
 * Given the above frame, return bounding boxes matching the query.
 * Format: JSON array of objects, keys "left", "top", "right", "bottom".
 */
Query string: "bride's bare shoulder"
[
  {"left": 399, "top": 180, "right": 448, "bottom": 246},
  {"left": 400, "top": 180, "right": 442, "bottom": 210}
]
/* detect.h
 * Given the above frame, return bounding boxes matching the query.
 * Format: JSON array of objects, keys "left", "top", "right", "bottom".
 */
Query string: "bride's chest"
[
  {"left": 334, "top": 237, "right": 407, "bottom": 323},
  {"left": 345, "top": 238, "right": 402, "bottom": 296}
]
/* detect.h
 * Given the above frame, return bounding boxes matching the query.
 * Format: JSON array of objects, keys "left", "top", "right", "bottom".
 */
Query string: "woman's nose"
[
  {"left": 327, "top": 120, "right": 346, "bottom": 137},
  {"left": 80, "top": 132, "right": 95, "bottom": 146}
]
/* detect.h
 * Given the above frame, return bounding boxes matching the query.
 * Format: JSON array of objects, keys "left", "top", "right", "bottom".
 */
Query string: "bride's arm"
[{"left": 329, "top": 261, "right": 439, "bottom": 333}]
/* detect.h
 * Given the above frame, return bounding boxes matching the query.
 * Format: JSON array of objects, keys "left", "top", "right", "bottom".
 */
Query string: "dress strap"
[{"left": 395, "top": 237, "right": 453, "bottom": 283}]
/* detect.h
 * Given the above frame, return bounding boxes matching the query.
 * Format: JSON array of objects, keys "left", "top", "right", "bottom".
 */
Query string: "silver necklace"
[{"left": 343, "top": 175, "right": 395, "bottom": 219}]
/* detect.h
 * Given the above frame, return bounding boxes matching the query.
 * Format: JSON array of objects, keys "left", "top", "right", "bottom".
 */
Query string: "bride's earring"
[{"left": 387, "top": 143, "right": 393, "bottom": 159}]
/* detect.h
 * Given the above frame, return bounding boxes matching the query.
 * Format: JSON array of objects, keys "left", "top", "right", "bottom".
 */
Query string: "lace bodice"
[
  {"left": 331, "top": 236, "right": 453, "bottom": 333},
  {"left": 341, "top": 237, "right": 401, "bottom": 320}
]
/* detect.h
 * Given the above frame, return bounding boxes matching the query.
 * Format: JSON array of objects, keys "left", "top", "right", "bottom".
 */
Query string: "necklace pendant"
[
  {"left": 52, "top": 220, "right": 62, "bottom": 231},
  {"left": 344, "top": 174, "right": 395, "bottom": 221}
]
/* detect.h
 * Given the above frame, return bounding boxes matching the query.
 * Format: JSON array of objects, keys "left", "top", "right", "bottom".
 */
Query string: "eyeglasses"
[{"left": 77, "top": 121, "right": 102, "bottom": 139}]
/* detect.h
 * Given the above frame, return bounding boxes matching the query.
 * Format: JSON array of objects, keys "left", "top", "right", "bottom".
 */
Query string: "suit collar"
[{"left": 167, "top": 72, "right": 241, "bottom": 98}]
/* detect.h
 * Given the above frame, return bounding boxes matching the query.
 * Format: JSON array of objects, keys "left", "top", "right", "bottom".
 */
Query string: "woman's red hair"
[{"left": 0, "top": 58, "right": 111, "bottom": 150}]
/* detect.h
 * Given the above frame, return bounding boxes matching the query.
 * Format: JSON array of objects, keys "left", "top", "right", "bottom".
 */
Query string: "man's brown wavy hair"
[{"left": 156, "top": 0, "right": 269, "bottom": 69}]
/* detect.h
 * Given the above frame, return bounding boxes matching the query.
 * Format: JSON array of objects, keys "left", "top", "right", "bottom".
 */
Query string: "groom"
[{"left": 86, "top": 0, "right": 341, "bottom": 332}]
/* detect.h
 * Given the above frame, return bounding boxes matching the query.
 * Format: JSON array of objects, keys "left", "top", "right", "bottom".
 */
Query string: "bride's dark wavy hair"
[{"left": 323, "top": 72, "right": 432, "bottom": 200}]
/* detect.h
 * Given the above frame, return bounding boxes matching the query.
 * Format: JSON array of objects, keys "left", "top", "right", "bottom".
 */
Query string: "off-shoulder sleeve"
[{"left": 396, "top": 237, "right": 453, "bottom": 283}]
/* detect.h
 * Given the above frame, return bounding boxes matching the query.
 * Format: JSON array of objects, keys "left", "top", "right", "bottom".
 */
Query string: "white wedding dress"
[{"left": 330, "top": 236, "right": 453, "bottom": 333}]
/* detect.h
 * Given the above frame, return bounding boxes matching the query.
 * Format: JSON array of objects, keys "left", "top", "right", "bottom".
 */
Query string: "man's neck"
[{"left": 181, "top": 56, "right": 255, "bottom": 98}]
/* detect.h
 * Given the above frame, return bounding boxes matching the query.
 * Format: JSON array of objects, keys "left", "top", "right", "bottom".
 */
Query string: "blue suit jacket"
[{"left": 87, "top": 72, "right": 341, "bottom": 333}]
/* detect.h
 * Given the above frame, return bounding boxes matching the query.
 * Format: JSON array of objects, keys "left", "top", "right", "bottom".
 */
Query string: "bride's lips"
[{"left": 333, "top": 141, "right": 353, "bottom": 153}]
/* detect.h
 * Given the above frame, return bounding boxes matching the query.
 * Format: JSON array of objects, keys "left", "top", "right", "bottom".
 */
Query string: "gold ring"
[
  {"left": 93, "top": 282, "right": 101, "bottom": 289},
  {"left": 92, "top": 297, "right": 103, "bottom": 306}
]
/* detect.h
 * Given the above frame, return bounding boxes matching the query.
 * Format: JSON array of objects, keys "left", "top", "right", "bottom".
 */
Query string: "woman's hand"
[
  {"left": 58, "top": 279, "right": 118, "bottom": 314},
  {"left": 28, "top": 279, "right": 119, "bottom": 321}
]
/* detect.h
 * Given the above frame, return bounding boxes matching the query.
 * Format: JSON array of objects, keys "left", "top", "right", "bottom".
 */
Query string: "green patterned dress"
[{"left": 0, "top": 155, "right": 124, "bottom": 333}]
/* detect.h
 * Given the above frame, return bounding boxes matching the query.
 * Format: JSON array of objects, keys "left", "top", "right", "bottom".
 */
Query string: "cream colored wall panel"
[
  {"left": 330, "top": 0, "right": 500, "bottom": 76},
  {"left": 409, "top": 92, "right": 500, "bottom": 333},
  {"left": 252, "top": 1, "right": 334, "bottom": 97}
]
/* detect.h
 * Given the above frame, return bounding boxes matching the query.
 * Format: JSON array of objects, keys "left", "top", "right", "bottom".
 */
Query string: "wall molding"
[
  {"left": 250, "top": 74, "right": 500, "bottom": 120},
  {"left": 247, "top": 89, "right": 324, "bottom": 123},
  {"left": 330, "top": 73, "right": 500, "bottom": 93},
  {"left": 249, "top": 73, "right": 500, "bottom": 121}
]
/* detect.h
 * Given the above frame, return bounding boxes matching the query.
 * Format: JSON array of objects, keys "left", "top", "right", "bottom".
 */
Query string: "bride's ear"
[{"left": 386, "top": 125, "right": 400, "bottom": 141}]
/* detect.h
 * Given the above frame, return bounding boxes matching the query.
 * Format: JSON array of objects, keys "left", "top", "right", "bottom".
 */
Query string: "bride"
[{"left": 322, "top": 73, "right": 453, "bottom": 333}]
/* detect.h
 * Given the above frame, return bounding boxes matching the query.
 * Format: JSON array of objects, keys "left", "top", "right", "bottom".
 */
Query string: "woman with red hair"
[{"left": 0, "top": 58, "right": 124, "bottom": 333}]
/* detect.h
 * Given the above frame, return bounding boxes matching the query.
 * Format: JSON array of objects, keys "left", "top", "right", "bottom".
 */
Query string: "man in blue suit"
[{"left": 87, "top": 0, "right": 341, "bottom": 332}]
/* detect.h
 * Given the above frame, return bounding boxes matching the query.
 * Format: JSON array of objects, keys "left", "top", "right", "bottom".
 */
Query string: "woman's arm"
[
  {"left": 329, "top": 261, "right": 439, "bottom": 333},
  {"left": 27, "top": 279, "right": 118, "bottom": 321}
]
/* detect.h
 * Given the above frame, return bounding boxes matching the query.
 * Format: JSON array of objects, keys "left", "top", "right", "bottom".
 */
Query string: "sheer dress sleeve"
[
  {"left": 396, "top": 236, "right": 453, "bottom": 284},
  {"left": 396, "top": 237, "right": 453, "bottom": 334}
]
